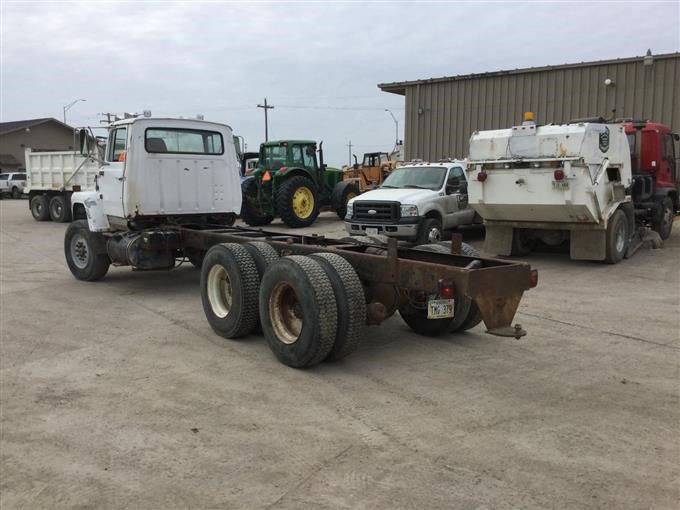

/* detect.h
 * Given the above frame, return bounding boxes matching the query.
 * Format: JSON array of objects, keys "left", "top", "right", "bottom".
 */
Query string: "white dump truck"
[
  {"left": 466, "top": 114, "right": 667, "bottom": 263},
  {"left": 25, "top": 148, "right": 100, "bottom": 222},
  {"left": 62, "top": 116, "right": 538, "bottom": 368}
]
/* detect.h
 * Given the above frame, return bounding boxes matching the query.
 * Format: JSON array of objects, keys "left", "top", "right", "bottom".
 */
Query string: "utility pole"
[
  {"left": 347, "top": 140, "right": 353, "bottom": 166},
  {"left": 257, "top": 98, "right": 275, "bottom": 141},
  {"left": 99, "top": 112, "right": 119, "bottom": 125}
]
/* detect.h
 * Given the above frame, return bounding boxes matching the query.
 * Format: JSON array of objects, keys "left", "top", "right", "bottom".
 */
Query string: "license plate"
[
  {"left": 552, "top": 180, "right": 569, "bottom": 190},
  {"left": 427, "top": 299, "right": 455, "bottom": 319},
  {"left": 365, "top": 227, "right": 379, "bottom": 236}
]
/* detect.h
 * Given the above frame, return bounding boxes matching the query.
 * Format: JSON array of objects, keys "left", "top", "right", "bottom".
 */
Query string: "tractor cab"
[
  {"left": 258, "top": 140, "right": 320, "bottom": 178},
  {"left": 362, "top": 152, "right": 390, "bottom": 167}
]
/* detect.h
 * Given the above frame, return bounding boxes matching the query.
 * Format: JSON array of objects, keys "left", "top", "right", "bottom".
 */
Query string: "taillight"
[
  {"left": 529, "top": 269, "right": 538, "bottom": 288},
  {"left": 278, "top": 167, "right": 288, "bottom": 174},
  {"left": 439, "top": 280, "right": 456, "bottom": 299},
  {"left": 553, "top": 169, "right": 565, "bottom": 181},
  {"left": 477, "top": 171, "right": 488, "bottom": 182}
]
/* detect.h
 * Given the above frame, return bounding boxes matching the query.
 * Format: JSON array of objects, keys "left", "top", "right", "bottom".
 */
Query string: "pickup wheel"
[
  {"left": 416, "top": 218, "right": 443, "bottom": 244},
  {"left": 64, "top": 220, "right": 110, "bottom": 281},
  {"left": 605, "top": 209, "right": 628, "bottom": 264},
  {"left": 309, "top": 252, "right": 366, "bottom": 361},
  {"left": 511, "top": 228, "right": 535, "bottom": 256},
  {"left": 277, "top": 176, "right": 320, "bottom": 228},
  {"left": 12, "top": 187, "right": 21, "bottom": 199},
  {"left": 240, "top": 178, "right": 273, "bottom": 226},
  {"left": 331, "top": 181, "right": 360, "bottom": 220},
  {"left": 30, "top": 195, "right": 50, "bottom": 221},
  {"left": 201, "top": 243, "right": 260, "bottom": 338},
  {"left": 49, "top": 194, "right": 72, "bottom": 223},
  {"left": 259, "top": 256, "right": 337, "bottom": 368},
  {"left": 653, "top": 196, "right": 674, "bottom": 240}
]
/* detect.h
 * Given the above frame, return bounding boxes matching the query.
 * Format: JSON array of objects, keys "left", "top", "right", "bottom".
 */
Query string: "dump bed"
[
  {"left": 467, "top": 122, "right": 632, "bottom": 225},
  {"left": 25, "top": 149, "right": 99, "bottom": 193}
]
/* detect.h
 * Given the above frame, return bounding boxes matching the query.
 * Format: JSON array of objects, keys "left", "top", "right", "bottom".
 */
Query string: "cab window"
[
  {"left": 145, "top": 128, "right": 224, "bottom": 155},
  {"left": 302, "top": 145, "right": 317, "bottom": 170},
  {"left": 446, "top": 167, "right": 466, "bottom": 193},
  {"left": 108, "top": 127, "right": 128, "bottom": 162}
]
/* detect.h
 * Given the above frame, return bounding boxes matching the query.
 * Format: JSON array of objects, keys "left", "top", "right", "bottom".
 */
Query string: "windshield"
[
  {"left": 262, "top": 145, "right": 287, "bottom": 170},
  {"left": 380, "top": 166, "right": 446, "bottom": 190}
]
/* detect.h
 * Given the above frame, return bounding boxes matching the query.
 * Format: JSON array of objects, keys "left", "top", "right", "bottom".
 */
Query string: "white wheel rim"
[
  {"left": 70, "top": 234, "right": 90, "bottom": 269},
  {"left": 269, "top": 281, "right": 302, "bottom": 344},
  {"left": 615, "top": 224, "right": 625, "bottom": 253},
  {"left": 207, "top": 264, "right": 232, "bottom": 318}
]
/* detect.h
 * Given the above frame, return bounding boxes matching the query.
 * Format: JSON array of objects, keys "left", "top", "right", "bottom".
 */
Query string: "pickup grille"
[{"left": 353, "top": 201, "right": 400, "bottom": 222}]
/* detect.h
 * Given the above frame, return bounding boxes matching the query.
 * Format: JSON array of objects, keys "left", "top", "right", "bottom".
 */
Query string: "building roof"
[
  {"left": 0, "top": 117, "right": 75, "bottom": 136},
  {"left": 378, "top": 52, "right": 680, "bottom": 95}
]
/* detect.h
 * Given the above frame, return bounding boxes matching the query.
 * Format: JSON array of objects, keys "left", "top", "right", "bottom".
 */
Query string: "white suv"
[
  {"left": 0, "top": 172, "right": 27, "bottom": 199},
  {"left": 344, "top": 161, "right": 479, "bottom": 244}
]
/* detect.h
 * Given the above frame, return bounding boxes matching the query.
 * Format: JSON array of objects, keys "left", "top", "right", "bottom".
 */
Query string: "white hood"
[{"left": 349, "top": 187, "right": 439, "bottom": 205}]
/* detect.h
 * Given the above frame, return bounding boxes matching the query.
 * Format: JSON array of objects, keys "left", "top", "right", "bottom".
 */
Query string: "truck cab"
[
  {"left": 344, "top": 161, "right": 477, "bottom": 244},
  {"left": 72, "top": 117, "right": 242, "bottom": 231}
]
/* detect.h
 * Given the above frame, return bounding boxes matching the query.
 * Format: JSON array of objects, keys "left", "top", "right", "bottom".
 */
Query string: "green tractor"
[{"left": 240, "top": 140, "right": 359, "bottom": 228}]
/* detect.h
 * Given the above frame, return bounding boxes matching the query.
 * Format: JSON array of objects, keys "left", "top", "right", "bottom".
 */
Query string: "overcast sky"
[{"left": 1, "top": 0, "right": 678, "bottom": 166}]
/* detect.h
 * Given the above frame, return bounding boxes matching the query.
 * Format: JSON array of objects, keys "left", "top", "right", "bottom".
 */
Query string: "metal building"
[{"left": 378, "top": 52, "right": 680, "bottom": 161}]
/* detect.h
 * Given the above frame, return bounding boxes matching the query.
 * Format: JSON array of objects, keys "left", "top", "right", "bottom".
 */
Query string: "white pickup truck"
[{"left": 344, "top": 161, "right": 479, "bottom": 244}]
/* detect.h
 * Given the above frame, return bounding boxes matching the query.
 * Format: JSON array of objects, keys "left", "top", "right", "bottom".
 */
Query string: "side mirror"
[{"left": 79, "top": 129, "right": 89, "bottom": 156}]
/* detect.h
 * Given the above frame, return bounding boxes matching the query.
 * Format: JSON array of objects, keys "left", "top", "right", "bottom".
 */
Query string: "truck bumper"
[{"left": 344, "top": 218, "right": 420, "bottom": 240}]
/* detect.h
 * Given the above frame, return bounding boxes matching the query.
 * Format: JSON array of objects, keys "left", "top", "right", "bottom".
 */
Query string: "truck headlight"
[
  {"left": 345, "top": 202, "right": 354, "bottom": 219},
  {"left": 400, "top": 204, "right": 418, "bottom": 217}
]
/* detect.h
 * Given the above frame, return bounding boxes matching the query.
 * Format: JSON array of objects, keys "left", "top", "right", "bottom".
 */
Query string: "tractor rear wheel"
[
  {"left": 331, "top": 181, "right": 360, "bottom": 220},
  {"left": 277, "top": 176, "right": 320, "bottom": 228},
  {"left": 240, "top": 178, "right": 273, "bottom": 226}
]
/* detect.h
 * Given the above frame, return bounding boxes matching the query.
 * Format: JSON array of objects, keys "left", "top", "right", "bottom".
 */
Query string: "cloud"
[{"left": 1, "top": 0, "right": 678, "bottom": 165}]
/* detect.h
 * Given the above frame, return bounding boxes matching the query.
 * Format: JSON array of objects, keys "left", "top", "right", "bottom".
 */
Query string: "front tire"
[
  {"left": 653, "top": 196, "right": 674, "bottom": 240},
  {"left": 276, "top": 176, "right": 320, "bottom": 228},
  {"left": 259, "top": 256, "right": 337, "bottom": 368},
  {"left": 331, "top": 181, "right": 360, "bottom": 220},
  {"left": 416, "top": 217, "right": 443, "bottom": 245},
  {"left": 64, "top": 220, "right": 110, "bottom": 281},
  {"left": 30, "top": 195, "right": 50, "bottom": 221},
  {"left": 49, "top": 194, "right": 72, "bottom": 223},
  {"left": 240, "top": 178, "right": 273, "bottom": 226}
]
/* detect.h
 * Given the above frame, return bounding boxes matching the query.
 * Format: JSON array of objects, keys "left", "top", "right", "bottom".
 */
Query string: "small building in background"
[
  {"left": 0, "top": 118, "right": 77, "bottom": 171},
  {"left": 379, "top": 51, "right": 680, "bottom": 161}
]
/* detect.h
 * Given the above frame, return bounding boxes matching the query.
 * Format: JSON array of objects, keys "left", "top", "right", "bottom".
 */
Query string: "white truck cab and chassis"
[
  {"left": 63, "top": 119, "right": 538, "bottom": 368},
  {"left": 344, "top": 161, "right": 480, "bottom": 244},
  {"left": 467, "top": 118, "right": 658, "bottom": 263}
]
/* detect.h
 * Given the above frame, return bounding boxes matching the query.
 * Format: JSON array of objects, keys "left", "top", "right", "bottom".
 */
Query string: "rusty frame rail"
[{"left": 180, "top": 226, "right": 534, "bottom": 337}]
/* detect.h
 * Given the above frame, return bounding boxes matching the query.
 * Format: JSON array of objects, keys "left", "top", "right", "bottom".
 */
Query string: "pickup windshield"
[{"left": 380, "top": 166, "right": 446, "bottom": 191}]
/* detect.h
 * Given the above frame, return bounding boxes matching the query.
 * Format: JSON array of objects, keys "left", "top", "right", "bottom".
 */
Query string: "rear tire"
[
  {"left": 12, "top": 187, "right": 20, "bottom": 199},
  {"left": 30, "top": 195, "right": 50, "bottom": 221},
  {"left": 277, "top": 176, "right": 320, "bottom": 228},
  {"left": 240, "top": 178, "right": 273, "bottom": 226},
  {"left": 653, "top": 196, "right": 674, "bottom": 240},
  {"left": 201, "top": 243, "right": 260, "bottom": 338},
  {"left": 309, "top": 252, "right": 366, "bottom": 361},
  {"left": 331, "top": 181, "right": 360, "bottom": 220},
  {"left": 605, "top": 209, "right": 628, "bottom": 264},
  {"left": 244, "top": 242, "right": 279, "bottom": 278},
  {"left": 511, "top": 228, "right": 535, "bottom": 256},
  {"left": 259, "top": 256, "right": 337, "bottom": 368},
  {"left": 64, "top": 220, "right": 110, "bottom": 281},
  {"left": 49, "top": 194, "right": 72, "bottom": 223}
]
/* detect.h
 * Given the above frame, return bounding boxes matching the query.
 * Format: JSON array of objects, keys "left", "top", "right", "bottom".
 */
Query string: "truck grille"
[{"left": 353, "top": 201, "right": 400, "bottom": 222}]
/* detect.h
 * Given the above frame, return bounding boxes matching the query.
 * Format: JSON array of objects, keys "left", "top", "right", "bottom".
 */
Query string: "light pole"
[
  {"left": 385, "top": 109, "right": 398, "bottom": 150},
  {"left": 63, "top": 98, "right": 86, "bottom": 124}
]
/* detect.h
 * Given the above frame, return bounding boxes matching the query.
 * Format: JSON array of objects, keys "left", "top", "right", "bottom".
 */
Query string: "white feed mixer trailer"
[{"left": 466, "top": 114, "right": 661, "bottom": 263}]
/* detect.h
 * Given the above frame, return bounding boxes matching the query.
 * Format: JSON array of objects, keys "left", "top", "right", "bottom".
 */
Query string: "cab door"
[{"left": 99, "top": 126, "right": 127, "bottom": 219}]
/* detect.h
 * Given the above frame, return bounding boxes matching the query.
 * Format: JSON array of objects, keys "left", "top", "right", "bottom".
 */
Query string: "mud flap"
[
  {"left": 483, "top": 225, "right": 513, "bottom": 256},
  {"left": 570, "top": 229, "right": 606, "bottom": 260}
]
